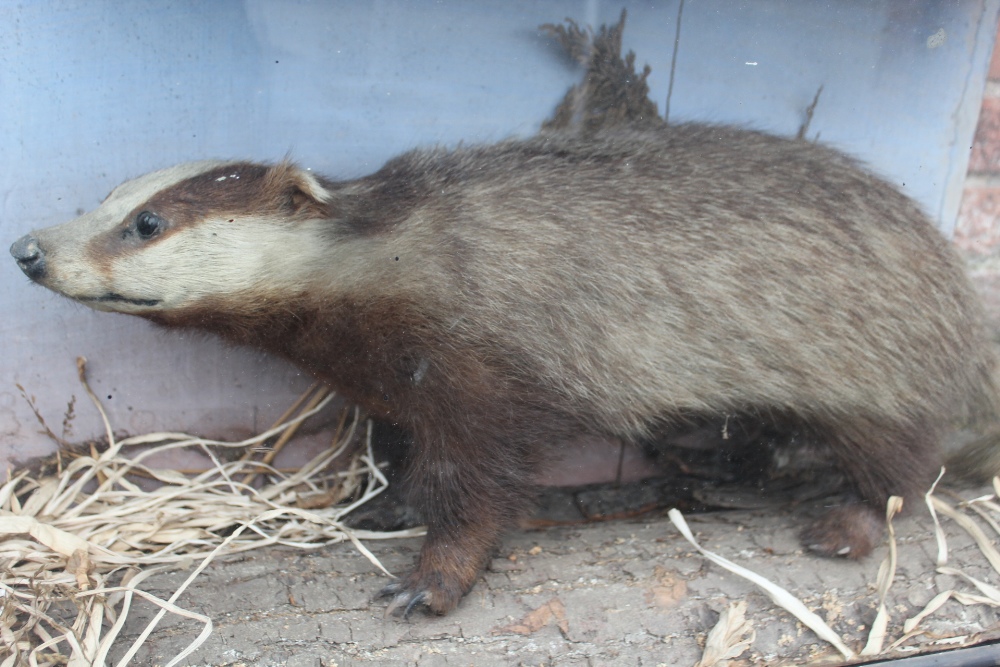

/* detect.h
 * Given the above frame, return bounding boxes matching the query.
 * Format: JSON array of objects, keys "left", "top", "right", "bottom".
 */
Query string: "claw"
[
  {"left": 379, "top": 582, "right": 433, "bottom": 618},
  {"left": 402, "top": 591, "right": 429, "bottom": 617},
  {"left": 377, "top": 581, "right": 402, "bottom": 599}
]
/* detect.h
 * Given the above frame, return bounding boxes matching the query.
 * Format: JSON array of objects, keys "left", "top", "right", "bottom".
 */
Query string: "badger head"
[{"left": 10, "top": 161, "right": 334, "bottom": 318}]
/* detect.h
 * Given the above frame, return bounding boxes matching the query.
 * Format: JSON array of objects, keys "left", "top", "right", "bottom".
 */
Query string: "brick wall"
[{"left": 955, "top": 23, "right": 1000, "bottom": 330}]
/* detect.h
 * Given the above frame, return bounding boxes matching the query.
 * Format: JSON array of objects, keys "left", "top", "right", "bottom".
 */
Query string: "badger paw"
[
  {"left": 800, "top": 504, "right": 884, "bottom": 559},
  {"left": 377, "top": 571, "right": 466, "bottom": 618}
]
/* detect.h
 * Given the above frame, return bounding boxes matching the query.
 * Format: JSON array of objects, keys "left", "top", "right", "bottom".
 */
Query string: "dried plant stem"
[
  {"left": 240, "top": 383, "right": 332, "bottom": 487},
  {"left": 1, "top": 363, "right": 411, "bottom": 666}
]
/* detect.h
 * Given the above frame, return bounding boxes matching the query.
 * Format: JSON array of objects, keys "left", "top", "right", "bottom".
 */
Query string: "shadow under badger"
[{"left": 11, "top": 125, "right": 999, "bottom": 616}]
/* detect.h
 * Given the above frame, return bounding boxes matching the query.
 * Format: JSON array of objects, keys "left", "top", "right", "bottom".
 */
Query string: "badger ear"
[{"left": 266, "top": 162, "right": 332, "bottom": 218}]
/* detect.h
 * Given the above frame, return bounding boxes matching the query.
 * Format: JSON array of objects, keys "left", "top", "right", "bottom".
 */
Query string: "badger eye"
[{"left": 135, "top": 211, "right": 163, "bottom": 239}]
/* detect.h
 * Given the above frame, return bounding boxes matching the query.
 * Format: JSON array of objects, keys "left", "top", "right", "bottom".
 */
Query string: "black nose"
[{"left": 10, "top": 234, "right": 46, "bottom": 280}]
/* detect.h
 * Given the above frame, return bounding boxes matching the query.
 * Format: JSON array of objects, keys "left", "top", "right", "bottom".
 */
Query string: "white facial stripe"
[
  {"left": 110, "top": 215, "right": 332, "bottom": 310},
  {"left": 29, "top": 161, "right": 239, "bottom": 304},
  {"left": 38, "top": 161, "right": 233, "bottom": 246}
]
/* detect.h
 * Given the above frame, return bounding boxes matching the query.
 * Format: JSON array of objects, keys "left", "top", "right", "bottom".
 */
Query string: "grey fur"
[{"left": 371, "top": 125, "right": 996, "bottom": 439}]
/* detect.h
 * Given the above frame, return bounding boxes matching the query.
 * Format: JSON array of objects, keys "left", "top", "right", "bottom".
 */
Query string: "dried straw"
[
  {"left": 1, "top": 358, "right": 418, "bottom": 667},
  {"left": 676, "top": 471, "right": 1000, "bottom": 663}
]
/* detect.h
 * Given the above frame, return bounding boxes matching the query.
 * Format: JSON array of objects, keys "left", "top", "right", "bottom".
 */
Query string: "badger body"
[{"left": 11, "top": 125, "right": 999, "bottom": 615}]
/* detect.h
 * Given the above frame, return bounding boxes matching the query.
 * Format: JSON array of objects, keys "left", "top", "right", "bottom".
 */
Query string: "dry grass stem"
[
  {"left": 930, "top": 495, "right": 1000, "bottom": 574},
  {"left": 926, "top": 468, "right": 948, "bottom": 566},
  {"left": 676, "top": 475, "right": 1000, "bottom": 663},
  {"left": 694, "top": 600, "right": 755, "bottom": 667},
  {"left": 668, "top": 508, "right": 856, "bottom": 660},
  {"left": 861, "top": 496, "right": 903, "bottom": 656},
  {"left": 1, "top": 359, "right": 415, "bottom": 666}
]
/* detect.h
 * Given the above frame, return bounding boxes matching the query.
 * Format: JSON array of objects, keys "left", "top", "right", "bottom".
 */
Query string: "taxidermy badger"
[{"left": 11, "top": 125, "right": 1000, "bottom": 616}]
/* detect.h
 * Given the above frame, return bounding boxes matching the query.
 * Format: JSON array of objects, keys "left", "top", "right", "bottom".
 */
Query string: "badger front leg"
[{"left": 379, "top": 405, "right": 558, "bottom": 616}]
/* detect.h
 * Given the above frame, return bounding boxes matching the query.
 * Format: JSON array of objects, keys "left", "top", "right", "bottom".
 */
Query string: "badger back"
[{"left": 379, "top": 125, "right": 997, "bottom": 438}]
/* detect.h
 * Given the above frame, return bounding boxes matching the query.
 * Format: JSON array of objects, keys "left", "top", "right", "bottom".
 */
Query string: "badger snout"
[{"left": 10, "top": 234, "right": 46, "bottom": 280}]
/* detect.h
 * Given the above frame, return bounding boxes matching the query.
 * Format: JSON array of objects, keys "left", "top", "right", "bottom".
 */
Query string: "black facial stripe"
[{"left": 81, "top": 293, "right": 160, "bottom": 307}]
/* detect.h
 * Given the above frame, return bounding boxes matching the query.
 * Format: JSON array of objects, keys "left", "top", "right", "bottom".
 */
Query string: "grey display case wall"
[{"left": 2, "top": 0, "right": 996, "bottom": 468}]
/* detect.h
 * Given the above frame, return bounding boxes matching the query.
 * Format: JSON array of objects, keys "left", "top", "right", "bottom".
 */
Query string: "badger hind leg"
[{"left": 800, "top": 414, "right": 941, "bottom": 559}]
